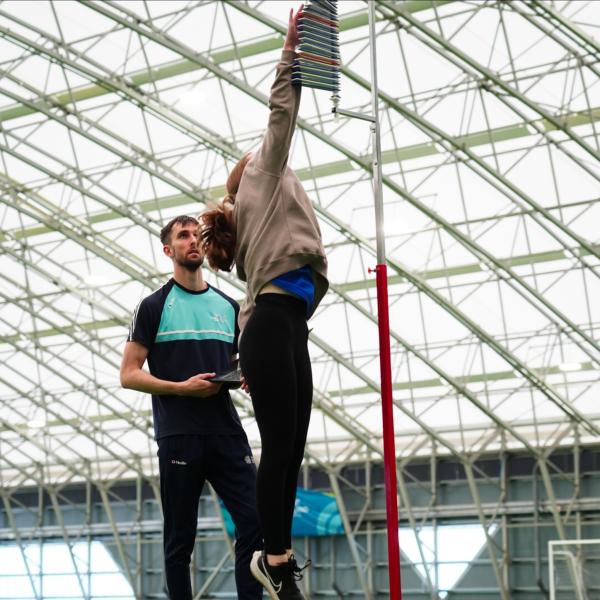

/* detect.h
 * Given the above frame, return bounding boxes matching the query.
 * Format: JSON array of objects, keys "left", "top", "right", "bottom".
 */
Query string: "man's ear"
[{"left": 163, "top": 244, "right": 173, "bottom": 259}]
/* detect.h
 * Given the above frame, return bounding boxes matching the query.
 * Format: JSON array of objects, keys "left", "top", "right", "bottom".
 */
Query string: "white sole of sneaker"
[{"left": 250, "top": 551, "right": 281, "bottom": 600}]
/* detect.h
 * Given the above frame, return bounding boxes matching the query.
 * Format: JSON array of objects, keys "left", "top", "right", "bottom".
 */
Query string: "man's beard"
[{"left": 175, "top": 253, "right": 204, "bottom": 272}]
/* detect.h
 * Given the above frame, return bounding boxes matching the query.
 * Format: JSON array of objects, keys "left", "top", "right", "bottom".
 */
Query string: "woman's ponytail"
[
  {"left": 200, "top": 194, "right": 236, "bottom": 271},
  {"left": 200, "top": 152, "right": 252, "bottom": 271}
]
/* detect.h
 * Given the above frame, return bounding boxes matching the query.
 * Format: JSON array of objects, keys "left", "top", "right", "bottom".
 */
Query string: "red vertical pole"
[
  {"left": 366, "top": 1, "right": 402, "bottom": 596},
  {"left": 375, "top": 263, "right": 402, "bottom": 599}
]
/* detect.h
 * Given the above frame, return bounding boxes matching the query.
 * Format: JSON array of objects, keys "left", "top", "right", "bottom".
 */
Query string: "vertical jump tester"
[{"left": 292, "top": 1, "right": 403, "bottom": 597}]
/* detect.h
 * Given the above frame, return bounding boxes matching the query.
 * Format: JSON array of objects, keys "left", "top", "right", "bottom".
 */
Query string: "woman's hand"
[
  {"left": 240, "top": 375, "right": 250, "bottom": 395},
  {"left": 284, "top": 4, "right": 304, "bottom": 51}
]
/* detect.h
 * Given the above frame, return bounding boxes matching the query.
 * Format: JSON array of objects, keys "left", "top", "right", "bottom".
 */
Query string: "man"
[{"left": 120, "top": 215, "right": 262, "bottom": 600}]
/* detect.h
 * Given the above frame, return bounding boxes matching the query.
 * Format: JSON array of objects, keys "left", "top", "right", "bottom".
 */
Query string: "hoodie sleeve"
[{"left": 253, "top": 49, "right": 301, "bottom": 176}]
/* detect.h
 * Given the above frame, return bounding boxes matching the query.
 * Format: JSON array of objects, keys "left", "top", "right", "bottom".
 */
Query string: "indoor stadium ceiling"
[{"left": 0, "top": 0, "right": 599, "bottom": 488}]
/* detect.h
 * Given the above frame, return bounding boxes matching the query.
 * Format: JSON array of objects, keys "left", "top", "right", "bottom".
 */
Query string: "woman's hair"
[{"left": 200, "top": 152, "right": 252, "bottom": 271}]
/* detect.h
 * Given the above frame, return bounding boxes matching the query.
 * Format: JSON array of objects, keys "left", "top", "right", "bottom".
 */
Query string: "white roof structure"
[{"left": 1, "top": 0, "right": 599, "bottom": 488}]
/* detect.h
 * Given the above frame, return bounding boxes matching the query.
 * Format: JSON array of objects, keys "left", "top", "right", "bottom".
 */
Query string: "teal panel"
[{"left": 155, "top": 286, "right": 235, "bottom": 344}]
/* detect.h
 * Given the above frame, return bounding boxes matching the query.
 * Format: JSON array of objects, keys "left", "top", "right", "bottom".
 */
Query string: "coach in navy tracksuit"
[{"left": 120, "top": 215, "right": 262, "bottom": 600}]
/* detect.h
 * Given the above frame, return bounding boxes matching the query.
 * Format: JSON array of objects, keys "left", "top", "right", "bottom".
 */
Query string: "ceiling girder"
[
  {"left": 0, "top": 1, "right": 598, "bottom": 480},
  {"left": 226, "top": 2, "right": 600, "bottom": 377},
  {"left": 380, "top": 1, "right": 600, "bottom": 166}
]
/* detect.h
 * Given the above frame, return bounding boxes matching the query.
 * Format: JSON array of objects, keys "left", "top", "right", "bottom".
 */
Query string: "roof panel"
[{"left": 0, "top": 0, "right": 599, "bottom": 482}]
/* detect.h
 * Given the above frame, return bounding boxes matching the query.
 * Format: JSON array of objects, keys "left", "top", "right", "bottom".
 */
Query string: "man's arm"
[{"left": 120, "top": 340, "right": 222, "bottom": 398}]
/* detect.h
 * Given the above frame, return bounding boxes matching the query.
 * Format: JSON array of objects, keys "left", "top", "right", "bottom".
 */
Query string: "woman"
[{"left": 200, "top": 5, "right": 328, "bottom": 599}]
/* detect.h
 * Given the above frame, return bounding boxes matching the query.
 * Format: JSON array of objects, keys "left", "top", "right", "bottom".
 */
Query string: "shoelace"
[{"left": 289, "top": 555, "right": 312, "bottom": 581}]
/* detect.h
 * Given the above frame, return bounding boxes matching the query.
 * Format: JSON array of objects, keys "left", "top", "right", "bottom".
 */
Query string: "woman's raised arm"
[{"left": 253, "top": 5, "right": 304, "bottom": 176}]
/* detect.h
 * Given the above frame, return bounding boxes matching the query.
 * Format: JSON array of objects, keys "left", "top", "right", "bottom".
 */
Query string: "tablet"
[{"left": 208, "top": 367, "right": 243, "bottom": 389}]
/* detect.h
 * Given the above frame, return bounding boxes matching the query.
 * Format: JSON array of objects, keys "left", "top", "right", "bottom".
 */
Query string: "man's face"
[{"left": 164, "top": 222, "right": 204, "bottom": 271}]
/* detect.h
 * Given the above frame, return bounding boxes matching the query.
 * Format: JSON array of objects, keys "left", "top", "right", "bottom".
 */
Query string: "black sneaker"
[
  {"left": 250, "top": 551, "right": 306, "bottom": 600},
  {"left": 289, "top": 554, "right": 311, "bottom": 582}
]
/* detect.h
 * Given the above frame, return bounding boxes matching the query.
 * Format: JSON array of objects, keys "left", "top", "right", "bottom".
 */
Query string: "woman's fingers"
[
  {"left": 285, "top": 3, "right": 303, "bottom": 49},
  {"left": 291, "top": 4, "right": 303, "bottom": 25}
]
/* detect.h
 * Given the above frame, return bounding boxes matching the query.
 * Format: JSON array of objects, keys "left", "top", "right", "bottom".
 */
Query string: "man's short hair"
[{"left": 160, "top": 215, "right": 199, "bottom": 245}]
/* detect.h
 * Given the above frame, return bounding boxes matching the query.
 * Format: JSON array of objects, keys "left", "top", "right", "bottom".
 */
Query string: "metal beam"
[
  {"left": 227, "top": 5, "right": 600, "bottom": 355},
  {"left": 78, "top": 0, "right": 599, "bottom": 438},
  {"left": 0, "top": 16, "right": 237, "bottom": 158},
  {"left": 0, "top": 1, "right": 455, "bottom": 123},
  {"left": 3, "top": 0, "right": 596, "bottom": 450},
  {"left": 226, "top": 1, "right": 600, "bottom": 369},
  {"left": 1, "top": 194, "right": 398, "bottom": 468},
  {"left": 381, "top": 1, "right": 600, "bottom": 167},
  {"left": 528, "top": 0, "right": 600, "bottom": 59},
  {"left": 228, "top": 1, "right": 600, "bottom": 267}
]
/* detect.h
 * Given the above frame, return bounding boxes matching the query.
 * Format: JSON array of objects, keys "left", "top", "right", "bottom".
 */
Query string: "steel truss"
[
  {"left": 1, "top": 2, "right": 599, "bottom": 598},
  {"left": 1, "top": 447, "right": 599, "bottom": 599}
]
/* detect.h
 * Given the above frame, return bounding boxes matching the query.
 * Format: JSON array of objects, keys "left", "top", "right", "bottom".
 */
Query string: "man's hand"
[
  {"left": 284, "top": 4, "right": 303, "bottom": 51},
  {"left": 178, "top": 373, "right": 222, "bottom": 398}
]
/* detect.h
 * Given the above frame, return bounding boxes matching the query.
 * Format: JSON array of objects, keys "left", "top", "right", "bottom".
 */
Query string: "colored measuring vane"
[{"left": 292, "top": 0, "right": 340, "bottom": 100}]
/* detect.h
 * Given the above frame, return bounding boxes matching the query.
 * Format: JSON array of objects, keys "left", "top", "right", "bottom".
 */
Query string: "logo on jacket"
[
  {"left": 211, "top": 313, "right": 228, "bottom": 325},
  {"left": 244, "top": 455, "right": 254, "bottom": 465},
  {"left": 171, "top": 459, "right": 187, "bottom": 465}
]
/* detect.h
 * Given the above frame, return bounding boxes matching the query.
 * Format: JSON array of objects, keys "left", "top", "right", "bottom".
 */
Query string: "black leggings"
[{"left": 239, "top": 294, "right": 312, "bottom": 555}]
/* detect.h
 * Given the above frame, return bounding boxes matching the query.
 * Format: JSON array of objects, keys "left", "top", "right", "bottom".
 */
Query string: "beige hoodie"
[{"left": 233, "top": 49, "right": 329, "bottom": 332}]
